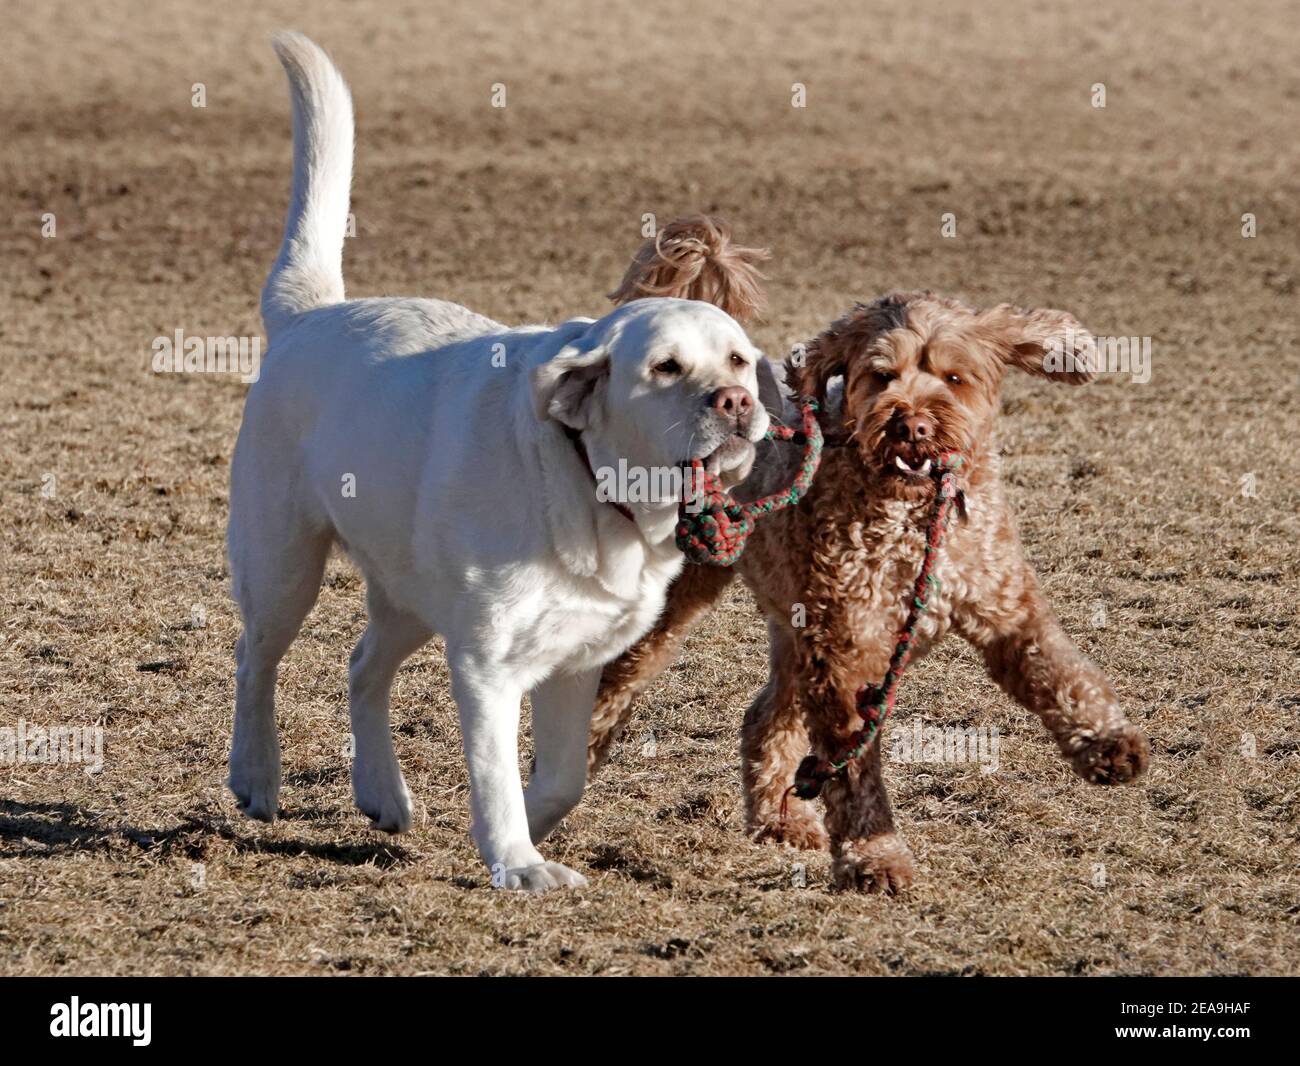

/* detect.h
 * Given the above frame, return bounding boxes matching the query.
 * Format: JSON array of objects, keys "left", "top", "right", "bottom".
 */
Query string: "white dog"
[{"left": 226, "top": 33, "right": 769, "bottom": 890}]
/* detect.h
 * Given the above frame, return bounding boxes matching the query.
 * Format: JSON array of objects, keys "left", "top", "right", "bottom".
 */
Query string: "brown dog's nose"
[
  {"left": 890, "top": 414, "right": 934, "bottom": 442},
  {"left": 708, "top": 386, "right": 754, "bottom": 420}
]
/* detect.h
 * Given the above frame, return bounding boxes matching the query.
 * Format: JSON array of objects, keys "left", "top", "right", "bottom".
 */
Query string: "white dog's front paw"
[
  {"left": 495, "top": 861, "right": 588, "bottom": 893},
  {"left": 228, "top": 756, "right": 279, "bottom": 822},
  {"left": 353, "top": 762, "right": 414, "bottom": 833}
]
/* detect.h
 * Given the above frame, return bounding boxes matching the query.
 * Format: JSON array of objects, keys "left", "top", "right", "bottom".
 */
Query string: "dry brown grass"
[{"left": 1, "top": 0, "right": 1297, "bottom": 975}]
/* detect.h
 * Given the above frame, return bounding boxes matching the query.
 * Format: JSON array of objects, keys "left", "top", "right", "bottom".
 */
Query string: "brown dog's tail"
[{"left": 608, "top": 215, "right": 770, "bottom": 324}]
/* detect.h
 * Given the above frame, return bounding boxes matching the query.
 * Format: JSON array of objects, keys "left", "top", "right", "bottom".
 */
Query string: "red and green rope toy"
[
  {"left": 675, "top": 400, "right": 823, "bottom": 566},
  {"left": 786, "top": 452, "right": 965, "bottom": 804}
]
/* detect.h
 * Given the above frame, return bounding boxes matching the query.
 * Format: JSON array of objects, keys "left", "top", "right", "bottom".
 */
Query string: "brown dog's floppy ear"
[
  {"left": 980, "top": 304, "right": 1098, "bottom": 385},
  {"left": 784, "top": 332, "right": 845, "bottom": 405},
  {"left": 754, "top": 356, "right": 784, "bottom": 421},
  {"left": 785, "top": 295, "right": 909, "bottom": 403},
  {"left": 531, "top": 335, "right": 610, "bottom": 430},
  {"left": 608, "top": 215, "right": 770, "bottom": 324}
]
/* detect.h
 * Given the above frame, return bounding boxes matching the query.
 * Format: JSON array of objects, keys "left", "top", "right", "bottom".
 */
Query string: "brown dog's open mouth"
[
  {"left": 881, "top": 448, "right": 941, "bottom": 480},
  {"left": 890, "top": 454, "right": 933, "bottom": 478}
]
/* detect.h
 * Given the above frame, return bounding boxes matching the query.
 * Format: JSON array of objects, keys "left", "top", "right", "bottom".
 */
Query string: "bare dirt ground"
[{"left": 1, "top": 0, "right": 1297, "bottom": 975}]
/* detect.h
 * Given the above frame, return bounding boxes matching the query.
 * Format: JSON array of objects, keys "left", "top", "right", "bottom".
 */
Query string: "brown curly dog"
[{"left": 587, "top": 218, "right": 1151, "bottom": 893}]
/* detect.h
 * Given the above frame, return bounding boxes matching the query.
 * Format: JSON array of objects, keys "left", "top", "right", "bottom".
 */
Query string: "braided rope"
[
  {"left": 674, "top": 400, "right": 823, "bottom": 567},
  {"left": 786, "top": 453, "right": 965, "bottom": 804}
]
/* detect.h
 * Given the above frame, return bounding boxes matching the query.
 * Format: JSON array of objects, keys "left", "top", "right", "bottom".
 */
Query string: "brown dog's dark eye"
[
  {"left": 946, "top": 373, "right": 963, "bottom": 385},
  {"left": 873, "top": 370, "right": 896, "bottom": 384},
  {"left": 652, "top": 357, "right": 682, "bottom": 376}
]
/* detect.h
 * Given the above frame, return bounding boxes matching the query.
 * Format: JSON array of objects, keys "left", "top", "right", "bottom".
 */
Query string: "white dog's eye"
[
  {"left": 729, "top": 352, "right": 749, "bottom": 369},
  {"left": 652, "top": 357, "right": 682, "bottom": 376}
]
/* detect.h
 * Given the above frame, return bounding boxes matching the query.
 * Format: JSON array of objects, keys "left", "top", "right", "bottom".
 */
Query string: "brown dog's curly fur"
[{"left": 592, "top": 222, "right": 1150, "bottom": 893}]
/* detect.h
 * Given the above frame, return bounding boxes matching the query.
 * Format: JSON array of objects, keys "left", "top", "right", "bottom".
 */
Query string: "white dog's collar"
[{"left": 563, "top": 428, "right": 638, "bottom": 525}]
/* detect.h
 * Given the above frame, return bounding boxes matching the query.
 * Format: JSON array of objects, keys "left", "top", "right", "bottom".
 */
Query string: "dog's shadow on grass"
[{"left": 0, "top": 798, "right": 412, "bottom": 868}]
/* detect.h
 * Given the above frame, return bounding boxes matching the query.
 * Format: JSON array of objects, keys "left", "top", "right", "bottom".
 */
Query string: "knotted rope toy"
[
  {"left": 674, "top": 400, "right": 823, "bottom": 566},
  {"left": 784, "top": 452, "right": 965, "bottom": 808}
]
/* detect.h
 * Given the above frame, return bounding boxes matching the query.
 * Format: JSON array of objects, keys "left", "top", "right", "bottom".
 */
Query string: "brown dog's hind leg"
[
  {"left": 748, "top": 621, "right": 920, "bottom": 889},
  {"left": 587, "top": 564, "right": 735, "bottom": 776},
  {"left": 773, "top": 631, "right": 912, "bottom": 891},
  {"left": 741, "top": 623, "right": 828, "bottom": 850},
  {"left": 816, "top": 730, "right": 914, "bottom": 894}
]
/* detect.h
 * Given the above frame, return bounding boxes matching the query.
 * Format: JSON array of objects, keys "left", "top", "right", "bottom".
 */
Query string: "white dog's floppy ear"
[
  {"left": 980, "top": 304, "right": 1098, "bottom": 385},
  {"left": 531, "top": 334, "right": 611, "bottom": 429}
]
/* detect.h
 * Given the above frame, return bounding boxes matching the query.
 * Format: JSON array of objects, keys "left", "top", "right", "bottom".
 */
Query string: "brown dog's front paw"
[
  {"left": 752, "top": 811, "right": 830, "bottom": 852},
  {"left": 1068, "top": 722, "right": 1150, "bottom": 785},
  {"left": 831, "top": 833, "right": 915, "bottom": 894}
]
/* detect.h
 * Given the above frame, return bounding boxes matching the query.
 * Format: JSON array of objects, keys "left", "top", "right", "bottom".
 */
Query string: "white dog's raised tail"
[{"left": 261, "top": 32, "right": 354, "bottom": 338}]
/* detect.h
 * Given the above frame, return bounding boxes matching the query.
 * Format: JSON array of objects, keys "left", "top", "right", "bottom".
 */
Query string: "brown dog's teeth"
[{"left": 891, "top": 455, "right": 932, "bottom": 476}]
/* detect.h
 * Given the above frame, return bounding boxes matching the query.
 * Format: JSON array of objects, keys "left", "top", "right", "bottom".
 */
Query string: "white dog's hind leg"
[
  {"left": 228, "top": 530, "right": 331, "bottom": 821},
  {"left": 349, "top": 587, "right": 431, "bottom": 832},
  {"left": 450, "top": 656, "right": 588, "bottom": 891},
  {"left": 524, "top": 668, "right": 599, "bottom": 844}
]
